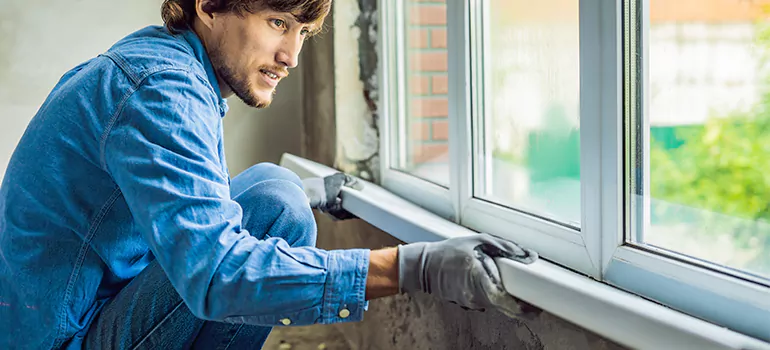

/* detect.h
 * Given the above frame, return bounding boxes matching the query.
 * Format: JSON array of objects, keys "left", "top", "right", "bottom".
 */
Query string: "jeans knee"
[
  {"left": 236, "top": 179, "right": 317, "bottom": 248},
  {"left": 245, "top": 163, "right": 303, "bottom": 188},
  {"left": 231, "top": 163, "right": 304, "bottom": 200}
]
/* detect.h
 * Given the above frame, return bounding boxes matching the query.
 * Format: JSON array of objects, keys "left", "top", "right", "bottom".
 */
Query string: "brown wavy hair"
[{"left": 161, "top": 0, "right": 332, "bottom": 34}]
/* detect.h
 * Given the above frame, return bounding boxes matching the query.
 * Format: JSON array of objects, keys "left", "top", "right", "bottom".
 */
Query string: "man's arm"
[
  {"left": 366, "top": 248, "right": 399, "bottom": 300},
  {"left": 105, "top": 69, "right": 369, "bottom": 327}
]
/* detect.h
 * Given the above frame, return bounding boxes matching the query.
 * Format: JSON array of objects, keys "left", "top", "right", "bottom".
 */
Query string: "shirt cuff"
[{"left": 321, "top": 248, "right": 370, "bottom": 324}]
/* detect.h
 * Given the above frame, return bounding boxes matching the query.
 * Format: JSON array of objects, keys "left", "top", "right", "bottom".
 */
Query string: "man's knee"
[
  {"left": 235, "top": 179, "right": 317, "bottom": 248},
  {"left": 243, "top": 163, "right": 303, "bottom": 188},
  {"left": 231, "top": 163, "right": 304, "bottom": 200}
]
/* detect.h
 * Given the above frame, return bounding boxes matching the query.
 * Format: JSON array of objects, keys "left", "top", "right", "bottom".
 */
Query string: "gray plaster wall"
[{"left": 0, "top": 0, "right": 301, "bottom": 181}]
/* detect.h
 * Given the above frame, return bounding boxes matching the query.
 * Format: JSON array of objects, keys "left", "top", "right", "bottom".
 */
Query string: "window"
[
  {"left": 474, "top": 0, "right": 581, "bottom": 227},
  {"left": 380, "top": 0, "right": 770, "bottom": 343},
  {"left": 390, "top": 0, "right": 450, "bottom": 187},
  {"left": 629, "top": 0, "right": 770, "bottom": 282}
]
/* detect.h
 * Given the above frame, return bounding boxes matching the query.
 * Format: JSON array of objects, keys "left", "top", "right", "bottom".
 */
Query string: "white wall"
[{"left": 0, "top": 0, "right": 301, "bottom": 180}]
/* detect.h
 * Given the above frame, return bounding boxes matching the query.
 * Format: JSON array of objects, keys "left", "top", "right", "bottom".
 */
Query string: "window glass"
[
  {"left": 392, "top": 0, "right": 450, "bottom": 186},
  {"left": 475, "top": 0, "right": 581, "bottom": 227},
  {"left": 630, "top": 0, "right": 770, "bottom": 280}
]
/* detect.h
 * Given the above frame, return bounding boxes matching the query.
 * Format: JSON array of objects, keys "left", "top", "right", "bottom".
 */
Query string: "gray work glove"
[
  {"left": 302, "top": 173, "right": 364, "bottom": 220},
  {"left": 398, "top": 233, "right": 540, "bottom": 319}
]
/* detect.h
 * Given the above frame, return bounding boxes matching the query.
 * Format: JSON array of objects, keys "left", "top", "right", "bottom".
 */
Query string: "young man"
[{"left": 0, "top": 0, "right": 537, "bottom": 349}]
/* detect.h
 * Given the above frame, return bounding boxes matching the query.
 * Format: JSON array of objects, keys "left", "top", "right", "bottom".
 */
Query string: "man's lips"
[{"left": 259, "top": 68, "right": 287, "bottom": 88}]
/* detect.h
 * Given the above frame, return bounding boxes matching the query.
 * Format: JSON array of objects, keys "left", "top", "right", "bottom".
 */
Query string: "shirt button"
[
  {"left": 280, "top": 318, "right": 292, "bottom": 326},
  {"left": 339, "top": 309, "right": 351, "bottom": 318}
]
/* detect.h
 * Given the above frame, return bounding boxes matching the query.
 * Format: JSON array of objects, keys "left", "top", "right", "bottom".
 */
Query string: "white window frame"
[
  {"left": 281, "top": 153, "right": 770, "bottom": 349},
  {"left": 380, "top": 0, "right": 599, "bottom": 277},
  {"left": 378, "top": 0, "right": 770, "bottom": 343},
  {"left": 379, "top": 0, "right": 456, "bottom": 221}
]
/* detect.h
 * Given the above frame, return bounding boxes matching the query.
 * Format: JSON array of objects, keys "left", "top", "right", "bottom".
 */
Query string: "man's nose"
[{"left": 276, "top": 34, "right": 303, "bottom": 69}]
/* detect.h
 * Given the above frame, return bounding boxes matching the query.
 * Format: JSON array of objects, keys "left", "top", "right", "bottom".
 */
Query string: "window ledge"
[{"left": 280, "top": 154, "right": 770, "bottom": 350}]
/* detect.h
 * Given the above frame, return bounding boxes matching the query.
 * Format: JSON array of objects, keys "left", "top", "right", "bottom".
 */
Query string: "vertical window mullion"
[
  {"left": 394, "top": 0, "right": 408, "bottom": 170},
  {"left": 378, "top": 0, "right": 393, "bottom": 171},
  {"left": 579, "top": 0, "right": 605, "bottom": 276},
  {"left": 598, "top": 0, "right": 625, "bottom": 275},
  {"left": 637, "top": 0, "right": 652, "bottom": 242},
  {"left": 378, "top": 0, "right": 405, "bottom": 172},
  {"left": 625, "top": 0, "right": 646, "bottom": 245},
  {"left": 448, "top": 0, "right": 473, "bottom": 223}
]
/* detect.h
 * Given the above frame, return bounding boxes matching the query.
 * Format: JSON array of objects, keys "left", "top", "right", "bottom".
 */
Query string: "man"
[{"left": 0, "top": 0, "right": 537, "bottom": 349}]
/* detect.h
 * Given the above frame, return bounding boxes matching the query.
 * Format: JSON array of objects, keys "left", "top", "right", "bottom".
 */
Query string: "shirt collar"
[{"left": 181, "top": 29, "right": 229, "bottom": 117}]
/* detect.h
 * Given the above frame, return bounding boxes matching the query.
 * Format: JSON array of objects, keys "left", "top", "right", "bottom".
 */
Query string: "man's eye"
[
  {"left": 300, "top": 28, "right": 310, "bottom": 36},
  {"left": 272, "top": 19, "right": 285, "bottom": 28}
]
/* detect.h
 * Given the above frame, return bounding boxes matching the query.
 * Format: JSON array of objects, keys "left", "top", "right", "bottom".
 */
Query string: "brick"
[
  {"left": 410, "top": 122, "right": 431, "bottom": 141},
  {"left": 411, "top": 143, "right": 449, "bottom": 164},
  {"left": 431, "top": 28, "right": 447, "bottom": 49},
  {"left": 431, "top": 75, "right": 448, "bottom": 94},
  {"left": 410, "top": 52, "right": 448, "bottom": 72},
  {"left": 410, "top": 5, "right": 446, "bottom": 26},
  {"left": 431, "top": 120, "right": 449, "bottom": 140},
  {"left": 411, "top": 98, "right": 448, "bottom": 118},
  {"left": 409, "top": 29, "right": 428, "bottom": 49},
  {"left": 410, "top": 75, "right": 430, "bottom": 95}
]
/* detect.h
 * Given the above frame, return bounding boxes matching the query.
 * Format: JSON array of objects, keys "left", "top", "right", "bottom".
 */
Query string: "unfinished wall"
[
  {"left": 318, "top": 218, "right": 624, "bottom": 350},
  {"left": 266, "top": 219, "right": 625, "bottom": 350},
  {"left": 0, "top": 0, "right": 301, "bottom": 181}
]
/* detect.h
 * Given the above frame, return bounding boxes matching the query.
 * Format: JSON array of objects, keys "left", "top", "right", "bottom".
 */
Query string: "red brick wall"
[{"left": 407, "top": 0, "right": 449, "bottom": 166}]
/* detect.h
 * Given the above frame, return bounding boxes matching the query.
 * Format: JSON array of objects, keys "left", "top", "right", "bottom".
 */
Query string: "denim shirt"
[{"left": 0, "top": 26, "right": 370, "bottom": 349}]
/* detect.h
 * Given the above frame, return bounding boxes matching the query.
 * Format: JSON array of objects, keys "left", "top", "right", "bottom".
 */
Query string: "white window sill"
[{"left": 280, "top": 153, "right": 770, "bottom": 350}]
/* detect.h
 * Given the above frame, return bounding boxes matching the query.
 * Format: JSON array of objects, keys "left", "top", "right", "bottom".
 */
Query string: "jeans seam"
[
  {"left": 98, "top": 85, "right": 136, "bottom": 170},
  {"left": 131, "top": 300, "right": 186, "bottom": 350},
  {"left": 53, "top": 187, "right": 123, "bottom": 348},
  {"left": 222, "top": 325, "right": 244, "bottom": 350},
  {"left": 100, "top": 52, "right": 141, "bottom": 85}
]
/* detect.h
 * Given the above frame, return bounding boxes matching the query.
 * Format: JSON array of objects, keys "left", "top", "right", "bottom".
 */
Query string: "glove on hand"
[
  {"left": 398, "top": 233, "right": 540, "bottom": 319},
  {"left": 302, "top": 173, "right": 364, "bottom": 220}
]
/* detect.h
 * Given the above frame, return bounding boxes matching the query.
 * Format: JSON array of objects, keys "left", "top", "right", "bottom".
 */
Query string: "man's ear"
[{"left": 195, "top": 0, "right": 220, "bottom": 29}]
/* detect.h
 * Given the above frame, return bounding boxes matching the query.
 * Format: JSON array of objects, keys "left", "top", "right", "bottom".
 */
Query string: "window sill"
[{"left": 280, "top": 153, "right": 770, "bottom": 350}]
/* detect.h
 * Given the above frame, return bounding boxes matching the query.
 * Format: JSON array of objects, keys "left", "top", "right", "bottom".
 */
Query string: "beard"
[{"left": 209, "top": 46, "right": 273, "bottom": 109}]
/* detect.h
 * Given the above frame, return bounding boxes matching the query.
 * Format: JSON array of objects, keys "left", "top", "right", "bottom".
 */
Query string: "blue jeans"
[{"left": 82, "top": 163, "right": 318, "bottom": 350}]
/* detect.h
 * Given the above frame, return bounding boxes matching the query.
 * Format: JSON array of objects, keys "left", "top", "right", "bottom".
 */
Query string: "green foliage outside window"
[{"left": 649, "top": 21, "right": 770, "bottom": 273}]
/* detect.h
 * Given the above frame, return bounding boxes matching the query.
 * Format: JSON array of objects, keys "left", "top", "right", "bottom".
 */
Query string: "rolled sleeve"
[{"left": 321, "top": 248, "right": 370, "bottom": 324}]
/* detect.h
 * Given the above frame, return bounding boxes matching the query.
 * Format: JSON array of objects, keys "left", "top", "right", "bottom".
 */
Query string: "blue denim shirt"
[{"left": 0, "top": 26, "right": 370, "bottom": 349}]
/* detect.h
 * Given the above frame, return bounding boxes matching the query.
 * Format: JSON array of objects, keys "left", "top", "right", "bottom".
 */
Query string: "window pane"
[
  {"left": 475, "top": 0, "right": 581, "bottom": 227},
  {"left": 391, "top": 0, "right": 449, "bottom": 186},
  {"left": 630, "top": 0, "right": 770, "bottom": 280}
]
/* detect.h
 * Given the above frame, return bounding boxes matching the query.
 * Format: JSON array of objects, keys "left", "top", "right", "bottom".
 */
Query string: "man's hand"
[
  {"left": 302, "top": 173, "right": 364, "bottom": 220},
  {"left": 398, "top": 233, "right": 540, "bottom": 319}
]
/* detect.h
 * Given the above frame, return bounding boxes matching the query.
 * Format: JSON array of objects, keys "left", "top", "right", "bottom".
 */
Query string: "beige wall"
[{"left": 0, "top": 0, "right": 302, "bottom": 181}]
